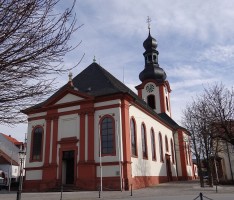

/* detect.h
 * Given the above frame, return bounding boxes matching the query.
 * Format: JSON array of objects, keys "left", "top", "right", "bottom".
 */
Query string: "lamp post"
[{"left": 16, "top": 149, "right": 26, "bottom": 200}]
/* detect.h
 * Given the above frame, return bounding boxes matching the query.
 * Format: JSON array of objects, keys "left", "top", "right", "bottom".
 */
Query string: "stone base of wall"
[{"left": 23, "top": 175, "right": 193, "bottom": 192}]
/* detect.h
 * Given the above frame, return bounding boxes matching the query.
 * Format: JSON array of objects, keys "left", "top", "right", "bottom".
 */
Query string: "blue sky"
[{"left": 1, "top": 0, "right": 234, "bottom": 142}]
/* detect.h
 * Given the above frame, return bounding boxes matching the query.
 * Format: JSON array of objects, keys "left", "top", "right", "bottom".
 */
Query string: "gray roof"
[{"left": 72, "top": 62, "right": 137, "bottom": 97}]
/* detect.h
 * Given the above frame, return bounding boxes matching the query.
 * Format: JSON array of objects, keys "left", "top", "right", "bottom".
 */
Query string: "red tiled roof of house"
[{"left": 1, "top": 133, "right": 23, "bottom": 145}]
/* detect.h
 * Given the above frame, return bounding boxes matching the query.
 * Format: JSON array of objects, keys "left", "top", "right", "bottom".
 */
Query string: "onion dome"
[
  {"left": 143, "top": 32, "right": 157, "bottom": 51},
  {"left": 139, "top": 30, "right": 167, "bottom": 83}
]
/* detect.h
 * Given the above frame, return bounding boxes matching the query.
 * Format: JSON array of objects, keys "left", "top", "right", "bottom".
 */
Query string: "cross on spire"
[{"left": 146, "top": 16, "right": 151, "bottom": 31}]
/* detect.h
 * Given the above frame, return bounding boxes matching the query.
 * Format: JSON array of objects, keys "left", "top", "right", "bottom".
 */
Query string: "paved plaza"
[{"left": 0, "top": 180, "right": 234, "bottom": 200}]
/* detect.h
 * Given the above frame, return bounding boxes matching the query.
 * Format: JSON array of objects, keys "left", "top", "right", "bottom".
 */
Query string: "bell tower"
[{"left": 136, "top": 17, "right": 172, "bottom": 116}]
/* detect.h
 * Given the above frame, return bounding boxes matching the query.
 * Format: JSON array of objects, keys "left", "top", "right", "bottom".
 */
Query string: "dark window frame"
[
  {"left": 130, "top": 117, "right": 138, "bottom": 157},
  {"left": 147, "top": 95, "right": 156, "bottom": 110},
  {"left": 151, "top": 128, "right": 156, "bottom": 161},
  {"left": 100, "top": 115, "right": 116, "bottom": 156},
  {"left": 165, "top": 136, "right": 169, "bottom": 152},
  {"left": 30, "top": 126, "right": 44, "bottom": 162},
  {"left": 159, "top": 132, "right": 164, "bottom": 162},
  {"left": 141, "top": 123, "right": 148, "bottom": 159}
]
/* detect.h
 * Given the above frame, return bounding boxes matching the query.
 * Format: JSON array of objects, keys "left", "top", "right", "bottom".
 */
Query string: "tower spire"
[{"left": 139, "top": 19, "right": 167, "bottom": 83}]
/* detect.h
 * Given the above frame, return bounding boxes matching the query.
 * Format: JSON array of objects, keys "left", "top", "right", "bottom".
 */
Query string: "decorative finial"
[
  {"left": 146, "top": 16, "right": 151, "bottom": 33},
  {"left": 93, "top": 56, "right": 96, "bottom": 63},
  {"left": 68, "top": 72, "right": 73, "bottom": 82}
]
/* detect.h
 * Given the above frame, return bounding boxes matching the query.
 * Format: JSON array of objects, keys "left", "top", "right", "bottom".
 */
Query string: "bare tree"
[
  {"left": 203, "top": 84, "right": 234, "bottom": 145},
  {"left": 182, "top": 83, "right": 233, "bottom": 187},
  {"left": 183, "top": 100, "right": 213, "bottom": 187},
  {"left": 0, "top": 0, "right": 82, "bottom": 124}
]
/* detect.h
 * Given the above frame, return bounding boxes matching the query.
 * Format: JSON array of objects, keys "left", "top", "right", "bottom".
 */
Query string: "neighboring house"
[
  {"left": 214, "top": 141, "right": 234, "bottom": 183},
  {"left": 22, "top": 29, "right": 194, "bottom": 192},
  {"left": 0, "top": 133, "right": 25, "bottom": 188}
]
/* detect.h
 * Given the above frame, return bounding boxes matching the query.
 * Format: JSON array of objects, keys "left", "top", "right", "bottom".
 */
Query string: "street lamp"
[{"left": 16, "top": 149, "right": 26, "bottom": 200}]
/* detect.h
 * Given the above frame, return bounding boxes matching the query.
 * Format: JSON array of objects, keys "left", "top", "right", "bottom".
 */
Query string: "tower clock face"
[{"left": 146, "top": 84, "right": 154, "bottom": 93}]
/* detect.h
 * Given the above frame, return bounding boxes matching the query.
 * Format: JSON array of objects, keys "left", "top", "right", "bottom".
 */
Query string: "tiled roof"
[
  {"left": 72, "top": 62, "right": 138, "bottom": 97},
  {"left": 1, "top": 133, "right": 22, "bottom": 145}
]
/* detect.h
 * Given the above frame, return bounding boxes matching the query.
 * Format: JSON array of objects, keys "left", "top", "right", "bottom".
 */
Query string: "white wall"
[{"left": 129, "top": 105, "right": 176, "bottom": 177}]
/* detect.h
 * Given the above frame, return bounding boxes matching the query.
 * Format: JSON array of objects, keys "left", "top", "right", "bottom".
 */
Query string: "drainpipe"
[{"left": 173, "top": 131, "right": 179, "bottom": 180}]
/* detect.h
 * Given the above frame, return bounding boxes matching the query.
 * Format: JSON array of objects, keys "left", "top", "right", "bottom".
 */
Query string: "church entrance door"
[
  {"left": 165, "top": 154, "right": 172, "bottom": 181},
  {"left": 62, "top": 150, "right": 75, "bottom": 184}
]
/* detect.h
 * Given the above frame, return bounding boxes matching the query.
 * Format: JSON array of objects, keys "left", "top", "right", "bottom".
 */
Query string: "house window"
[
  {"left": 165, "top": 136, "right": 169, "bottom": 152},
  {"left": 159, "top": 132, "right": 164, "bottom": 162},
  {"left": 151, "top": 129, "right": 156, "bottom": 160},
  {"left": 31, "top": 126, "right": 43, "bottom": 161},
  {"left": 141, "top": 123, "right": 148, "bottom": 159},
  {"left": 147, "top": 95, "right": 156, "bottom": 109},
  {"left": 171, "top": 139, "right": 175, "bottom": 164},
  {"left": 130, "top": 118, "right": 137, "bottom": 157},
  {"left": 100, "top": 116, "right": 115, "bottom": 155}
]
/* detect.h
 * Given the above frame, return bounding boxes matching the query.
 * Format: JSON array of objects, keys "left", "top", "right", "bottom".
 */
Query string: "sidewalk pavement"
[{"left": 0, "top": 180, "right": 234, "bottom": 200}]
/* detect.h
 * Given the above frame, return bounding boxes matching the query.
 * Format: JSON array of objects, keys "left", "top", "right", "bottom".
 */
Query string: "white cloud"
[{"left": 200, "top": 45, "right": 234, "bottom": 63}]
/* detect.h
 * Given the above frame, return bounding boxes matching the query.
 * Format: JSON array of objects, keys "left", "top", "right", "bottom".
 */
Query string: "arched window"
[
  {"left": 100, "top": 116, "right": 115, "bottom": 155},
  {"left": 166, "top": 97, "right": 169, "bottom": 111},
  {"left": 31, "top": 126, "right": 43, "bottom": 161},
  {"left": 159, "top": 132, "right": 164, "bottom": 162},
  {"left": 141, "top": 124, "right": 148, "bottom": 159},
  {"left": 130, "top": 118, "right": 137, "bottom": 157},
  {"left": 147, "top": 95, "right": 156, "bottom": 109},
  {"left": 165, "top": 136, "right": 169, "bottom": 152},
  {"left": 151, "top": 129, "right": 156, "bottom": 160},
  {"left": 171, "top": 139, "right": 175, "bottom": 164}
]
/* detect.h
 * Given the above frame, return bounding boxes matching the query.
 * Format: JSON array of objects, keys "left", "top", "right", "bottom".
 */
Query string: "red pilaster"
[
  {"left": 79, "top": 112, "right": 86, "bottom": 162},
  {"left": 159, "top": 85, "right": 166, "bottom": 113},
  {"left": 87, "top": 112, "right": 95, "bottom": 161},
  {"left": 178, "top": 130, "right": 187, "bottom": 179},
  {"left": 52, "top": 116, "right": 58, "bottom": 164},
  {"left": 121, "top": 98, "right": 132, "bottom": 190},
  {"left": 44, "top": 118, "right": 52, "bottom": 165}
]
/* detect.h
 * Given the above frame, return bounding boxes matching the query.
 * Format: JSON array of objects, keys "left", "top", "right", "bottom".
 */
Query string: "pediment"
[
  {"left": 44, "top": 86, "right": 93, "bottom": 107},
  {"left": 55, "top": 93, "right": 84, "bottom": 105}
]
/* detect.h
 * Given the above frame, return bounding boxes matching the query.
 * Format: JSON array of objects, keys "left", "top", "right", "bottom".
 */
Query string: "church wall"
[
  {"left": 96, "top": 165, "right": 121, "bottom": 177},
  {"left": 58, "top": 114, "right": 80, "bottom": 140},
  {"left": 26, "top": 119, "right": 46, "bottom": 169},
  {"left": 94, "top": 105, "right": 123, "bottom": 178},
  {"left": 26, "top": 170, "right": 42, "bottom": 180},
  {"left": 58, "top": 105, "right": 80, "bottom": 113},
  {"left": 142, "top": 83, "right": 161, "bottom": 113},
  {"left": 28, "top": 112, "right": 46, "bottom": 118},
  {"left": 129, "top": 105, "right": 177, "bottom": 179},
  {"left": 174, "top": 131, "right": 182, "bottom": 176},
  {"left": 55, "top": 93, "right": 83, "bottom": 104},
  {"left": 163, "top": 86, "right": 171, "bottom": 116}
]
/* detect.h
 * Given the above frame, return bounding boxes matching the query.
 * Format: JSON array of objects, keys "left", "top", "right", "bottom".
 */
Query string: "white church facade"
[{"left": 22, "top": 29, "right": 194, "bottom": 191}]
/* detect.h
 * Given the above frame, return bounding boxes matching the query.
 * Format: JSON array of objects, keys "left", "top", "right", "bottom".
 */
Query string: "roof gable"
[{"left": 54, "top": 93, "right": 84, "bottom": 105}]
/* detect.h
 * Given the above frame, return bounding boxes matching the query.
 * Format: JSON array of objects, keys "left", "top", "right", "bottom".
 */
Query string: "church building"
[{"left": 22, "top": 27, "right": 194, "bottom": 191}]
